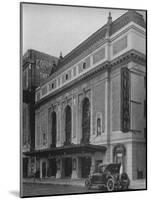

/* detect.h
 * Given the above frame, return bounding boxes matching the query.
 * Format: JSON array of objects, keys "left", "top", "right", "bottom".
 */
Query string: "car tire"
[
  {"left": 106, "top": 178, "right": 115, "bottom": 191},
  {"left": 85, "top": 179, "right": 91, "bottom": 190}
]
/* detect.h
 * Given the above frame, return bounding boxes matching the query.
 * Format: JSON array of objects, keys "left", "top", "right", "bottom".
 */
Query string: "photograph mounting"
[{"left": 20, "top": 2, "right": 147, "bottom": 198}]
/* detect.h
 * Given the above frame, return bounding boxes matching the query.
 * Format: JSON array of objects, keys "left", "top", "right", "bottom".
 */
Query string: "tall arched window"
[
  {"left": 65, "top": 105, "right": 72, "bottom": 144},
  {"left": 51, "top": 111, "right": 56, "bottom": 147},
  {"left": 82, "top": 97, "right": 90, "bottom": 144}
]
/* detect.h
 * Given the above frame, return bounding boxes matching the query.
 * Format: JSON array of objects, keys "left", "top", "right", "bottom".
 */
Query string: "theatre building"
[{"left": 23, "top": 10, "right": 146, "bottom": 181}]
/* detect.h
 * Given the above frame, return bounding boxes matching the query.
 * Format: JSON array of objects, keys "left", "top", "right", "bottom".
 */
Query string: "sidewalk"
[
  {"left": 23, "top": 177, "right": 146, "bottom": 189},
  {"left": 130, "top": 179, "right": 146, "bottom": 189},
  {"left": 23, "top": 177, "right": 85, "bottom": 187}
]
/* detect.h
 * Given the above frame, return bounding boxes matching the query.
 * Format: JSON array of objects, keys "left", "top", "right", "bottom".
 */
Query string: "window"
[
  {"left": 65, "top": 105, "right": 72, "bottom": 145},
  {"left": 42, "top": 132, "right": 46, "bottom": 145},
  {"left": 52, "top": 83, "right": 54, "bottom": 89},
  {"left": 66, "top": 74, "right": 68, "bottom": 80},
  {"left": 51, "top": 111, "right": 57, "bottom": 147},
  {"left": 97, "top": 117, "right": 102, "bottom": 135},
  {"left": 83, "top": 62, "right": 86, "bottom": 69}
]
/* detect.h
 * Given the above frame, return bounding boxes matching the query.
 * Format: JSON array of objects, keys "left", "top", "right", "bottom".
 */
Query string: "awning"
[{"left": 23, "top": 143, "right": 107, "bottom": 157}]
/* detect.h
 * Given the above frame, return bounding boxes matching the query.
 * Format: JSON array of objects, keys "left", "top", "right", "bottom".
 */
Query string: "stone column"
[
  {"left": 78, "top": 94, "right": 83, "bottom": 143},
  {"left": 72, "top": 95, "right": 76, "bottom": 140},
  {"left": 90, "top": 155, "right": 95, "bottom": 175},
  {"left": 56, "top": 158, "right": 62, "bottom": 179},
  {"left": 71, "top": 157, "right": 78, "bottom": 179},
  {"left": 56, "top": 102, "right": 61, "bottom": 146},
  {"left": 60, "top": 102, "right": 65, "bottom": 146},
  {"left": 126, "top": 142, "right": 133, "bottom": 180},
  {"left": 40, "top": 159, "right": 42, "bottom": 179}
]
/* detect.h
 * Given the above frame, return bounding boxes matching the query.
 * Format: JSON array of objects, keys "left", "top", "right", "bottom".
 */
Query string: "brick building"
[{"left": 22, "top": 10, "right": 146, "bottom": 181}]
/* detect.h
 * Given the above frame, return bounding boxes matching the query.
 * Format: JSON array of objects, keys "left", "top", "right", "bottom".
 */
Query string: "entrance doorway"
[
  {"left": 42, "top": 162, "right": 47, "bottom": 178},
  {"left": 64, "top": 158, "right": 72, "bottom": 177},
  {"left": 81, "top": 157, "right": 91, "bottom": 178},
  {"left": 23, "top": 158, "right": 28, "bottom": 178},
  {"left": 49, "top": 159, "right": 57, "bottom": 177}
]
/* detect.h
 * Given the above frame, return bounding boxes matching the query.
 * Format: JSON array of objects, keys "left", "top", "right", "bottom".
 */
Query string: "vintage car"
[{"left": 85, "top": 163, "right": 130, "bottom": 191}]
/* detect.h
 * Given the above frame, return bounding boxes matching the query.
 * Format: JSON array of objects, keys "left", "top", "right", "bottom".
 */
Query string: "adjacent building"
[{"left": 22, "top": 10, "right": 146, "bottom": 181}]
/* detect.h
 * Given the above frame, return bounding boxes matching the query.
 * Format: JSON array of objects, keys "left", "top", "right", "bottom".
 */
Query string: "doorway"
[
  {"left": 49, "top": 158, "right": 57, "bottom": 177},
  {"left": 23, "top": 158, "right": 28, "bottom": 178},
  {"left": 42, "top": 162, "right": 47, "bottom": 178},
  {"left": 81, "top": 157, "right": 91, "bottom": 178},
  {"left": 64, "top": 158, "right": 72, "bottom": 177}
]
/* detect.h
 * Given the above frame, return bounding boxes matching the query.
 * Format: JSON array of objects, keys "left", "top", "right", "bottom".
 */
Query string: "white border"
[{"left": 0, "top": 1, "right": 149, "bottom": 200}]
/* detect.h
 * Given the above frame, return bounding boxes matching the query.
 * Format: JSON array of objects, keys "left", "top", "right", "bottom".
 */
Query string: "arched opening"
[
  {"left": 51, "top": 111, "right": 56, "bottom": 147},
  {"left": 65, "top": 105, "right": 72, "bottom": 145},
  {"left": 81, "top": 97, "right": 90, "bottom": 144},
  {"left": 42, "top": 162, "right": 47, "bottom": 178}
]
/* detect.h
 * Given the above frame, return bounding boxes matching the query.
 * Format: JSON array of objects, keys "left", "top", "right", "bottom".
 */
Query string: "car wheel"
[
  {"left": 107, "top": 178, "right": 115, "bottom": 191},
  {"left": 85, "top": 179, "right": 91, "bottom": 190}
]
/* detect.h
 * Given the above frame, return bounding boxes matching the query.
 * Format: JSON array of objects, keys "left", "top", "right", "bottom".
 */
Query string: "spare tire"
[
  {"left": 107, "top": 178, "right": 115, "bottom": 191},
  {"left": 120, "top": 172, "right": 130, "bottom": 190}
]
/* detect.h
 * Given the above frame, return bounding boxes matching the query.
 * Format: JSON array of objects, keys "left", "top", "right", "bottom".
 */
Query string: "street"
[
  {"left": 22, "top": 178, "right": 146, "bottom": 197},
  {"left": 22, "top": 183, "right": 107, "bottom": 197}
]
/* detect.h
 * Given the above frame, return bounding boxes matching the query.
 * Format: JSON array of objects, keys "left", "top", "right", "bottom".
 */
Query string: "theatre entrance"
[{"left": 80, "top": 157, "right": 91, "bottom": 178}]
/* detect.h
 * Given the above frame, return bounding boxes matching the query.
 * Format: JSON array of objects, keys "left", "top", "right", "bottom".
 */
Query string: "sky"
[{"left": 22, "top": 4, "right": 145, "bottom": 58}]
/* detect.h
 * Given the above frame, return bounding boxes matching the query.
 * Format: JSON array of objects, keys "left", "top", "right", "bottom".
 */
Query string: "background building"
[
  {"left": 22, "top": 49, "right": 58, "bottom": 177},
  {"left": 23, "top": 10, "right": 146, "bottom": 181}
]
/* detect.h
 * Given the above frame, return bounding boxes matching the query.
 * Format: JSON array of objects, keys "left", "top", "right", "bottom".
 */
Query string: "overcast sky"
[{"left": 22, "top": 4, "right": 145, "bottom": 58}]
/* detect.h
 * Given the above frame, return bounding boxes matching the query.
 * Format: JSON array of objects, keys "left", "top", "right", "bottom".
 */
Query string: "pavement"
[{"left": 23, "top": 177, "right": 146, "bottom": 190}]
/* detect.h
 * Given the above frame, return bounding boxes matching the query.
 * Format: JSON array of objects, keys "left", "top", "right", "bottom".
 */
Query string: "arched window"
[
  {"left": 51, "top": 111, "right": 56, "bottom": 147},
  {"left": 81, "top": 97, "right": 90, "bottom": 144},
  {"left": 65, "top": 105, "right": 72, "bottom": 145}
]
